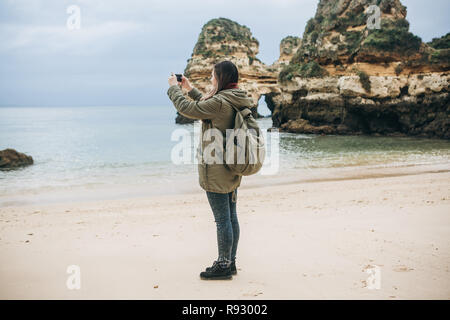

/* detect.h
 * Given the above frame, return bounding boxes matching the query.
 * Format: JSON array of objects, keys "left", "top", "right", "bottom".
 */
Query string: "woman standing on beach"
[{"left": 167, "top": 61, "right": 254, "bottom": 280}]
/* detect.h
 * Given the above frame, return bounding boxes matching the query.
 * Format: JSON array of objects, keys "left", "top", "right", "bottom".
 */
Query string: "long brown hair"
[{"left": 201, "top": 60, "right": 239, "bottom": 101}]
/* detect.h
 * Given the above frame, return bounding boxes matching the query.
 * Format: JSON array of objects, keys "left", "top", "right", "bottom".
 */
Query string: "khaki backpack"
[{"left": 221, "top": 97, "right": 266, "bottom": 176}]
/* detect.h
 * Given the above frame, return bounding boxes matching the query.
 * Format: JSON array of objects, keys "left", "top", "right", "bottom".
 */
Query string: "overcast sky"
[{"left": 0, "top": 0, "right": 449, "bottom": 107}]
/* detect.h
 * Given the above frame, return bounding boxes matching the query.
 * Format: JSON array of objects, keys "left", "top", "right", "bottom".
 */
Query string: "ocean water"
[{"left": 1, "top": 105, "right": 449, "bottom": 206}]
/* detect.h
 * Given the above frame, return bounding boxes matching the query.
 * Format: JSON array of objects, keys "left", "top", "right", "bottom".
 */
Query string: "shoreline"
[
  {"left": 1, "top": 161, "right": 449, "bottom": 208},
  {"left": 1, "top": 166, "right": 449, "bottom": 299}
]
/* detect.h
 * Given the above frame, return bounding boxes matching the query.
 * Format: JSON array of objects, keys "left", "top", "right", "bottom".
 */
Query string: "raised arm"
[
  {"left": 186, "top": 87, "right": 203, "bottom": 101},
  {"left": 167, "top": 85, "right": 222, "bottom": 120}
]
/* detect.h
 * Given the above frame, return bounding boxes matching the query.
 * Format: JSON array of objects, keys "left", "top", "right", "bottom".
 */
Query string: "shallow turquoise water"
[{"left": 1, "top": 106, "right": 449, "bottom": 205}]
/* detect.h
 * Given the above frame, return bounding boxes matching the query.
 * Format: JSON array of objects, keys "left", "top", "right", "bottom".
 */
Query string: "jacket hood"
[{"left": 216, "top": 88, "right": 254, "bottom": 110}]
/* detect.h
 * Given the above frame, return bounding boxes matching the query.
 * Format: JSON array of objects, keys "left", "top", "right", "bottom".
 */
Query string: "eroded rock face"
[
  {"left": 337, "top": 75, "right": 409, "bottom": 98},
  {"left": 0, "top": 149, "right": 34, "bottom": 169},
  {"left": 275, "top": 73, "right": 449, "bottom": 138},
  {"left": 280, "top": 118, "right": 335, "bottom": 135},
  {"left": 178, "top": 1, "right": 449, "bottom": 139},
  {"left": 274, "top": 0, "right": 450, "bottom": 139}
]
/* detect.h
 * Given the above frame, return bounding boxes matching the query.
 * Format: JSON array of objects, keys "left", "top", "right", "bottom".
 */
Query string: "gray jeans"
[{"left": 206, "top": 188, "right": 239, "bottom": 265}]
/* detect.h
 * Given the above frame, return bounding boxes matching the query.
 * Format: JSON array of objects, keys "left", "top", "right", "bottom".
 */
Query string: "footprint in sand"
[
  {"left": 362, "top": 264, "right": 380, "bottom": 272},
  {"left": 393, "top": 265, "right": 414, "bottom": 272},
  {"left": 360, "top": 279, "right": 367, "bottom": 288},
  {"left": 243, "top": 291, "right": 263, "bottom": 297}
]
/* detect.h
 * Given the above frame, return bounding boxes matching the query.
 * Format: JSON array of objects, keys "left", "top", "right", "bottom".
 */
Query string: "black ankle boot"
[
  {"left": 206, "top": 260, "right": 237, "bottom": 275},
  {"left": 200, "top": 260, "right": 232, "bottom": 280},
  {"left": 230, "top": 260, "right": 237, "bottom": 275}
]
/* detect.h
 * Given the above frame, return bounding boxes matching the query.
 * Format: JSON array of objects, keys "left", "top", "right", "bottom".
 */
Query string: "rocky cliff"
[
  {"left": 178, "top": 2, "right": 449, "bottom": 139},
  {"left": 274, "top": 0, "right": 449, "bottom": 139},
  {"left": 177, "top": 18, "right": 301, "bottom": 124}
]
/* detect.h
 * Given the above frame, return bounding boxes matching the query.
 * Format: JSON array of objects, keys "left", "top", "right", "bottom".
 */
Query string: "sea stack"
[{"left": 179, "top": 17, "right": 295, "bottom": 123}]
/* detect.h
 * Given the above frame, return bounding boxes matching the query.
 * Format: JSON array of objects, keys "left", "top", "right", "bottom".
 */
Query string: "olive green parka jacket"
[{"left": 167, "top": 84, "right": 254, "bottom": 201}]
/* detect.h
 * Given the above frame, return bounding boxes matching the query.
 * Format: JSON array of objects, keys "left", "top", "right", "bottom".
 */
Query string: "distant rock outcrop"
[
  {"left": 0, "top": 149, "right": 34, "bottom": 169},
  {"left": 274, "top": 36, "right": 302, "bottom": 66}
]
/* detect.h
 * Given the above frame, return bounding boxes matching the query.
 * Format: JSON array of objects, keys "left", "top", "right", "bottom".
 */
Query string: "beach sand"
[{"left": 0, "top": 166, "right": 449, "bottom": 299}]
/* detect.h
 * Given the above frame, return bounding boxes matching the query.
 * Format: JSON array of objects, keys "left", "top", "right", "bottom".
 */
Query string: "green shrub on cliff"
[
  {"left": 356, "top": 70, "right": 371, "bottom": 92},
  {"left": 335, "top": 10, "right": 366, "bottom": 33},
  {"left": 430, "top": 49, "right": 450, "bottom": 64},
  {"left": 428, "top": 33, "right": 450, "bottom": 50},
  {"left": 279, "top": 61, "right": 328, "bottom": 82},
  {"left": 305, "top": 18, "right": 317, "bottom": 34},
  {"left": 343, "top": 31, "right": 364, "bottom": 54},
  {"left": 394, "top": 63, "right": 404, "bottom": 75},
  {"left": 377, "top": 0, "right": 407, "bottom": 15},
  {"left": 362, "top": 19, "right": 422, "bottom": 54}
]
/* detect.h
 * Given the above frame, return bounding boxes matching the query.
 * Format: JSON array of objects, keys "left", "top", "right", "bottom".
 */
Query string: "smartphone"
[{"left": 175, "top": 74, "right": 183, "bottom": 82}]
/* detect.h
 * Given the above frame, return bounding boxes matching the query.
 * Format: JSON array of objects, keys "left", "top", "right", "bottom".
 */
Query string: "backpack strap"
[
  {"left": 219, "top": 94, "right": 253, "bottom": 119},
  {"left": 239, "top": 108, "right": 252, "bottom": 119}
]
